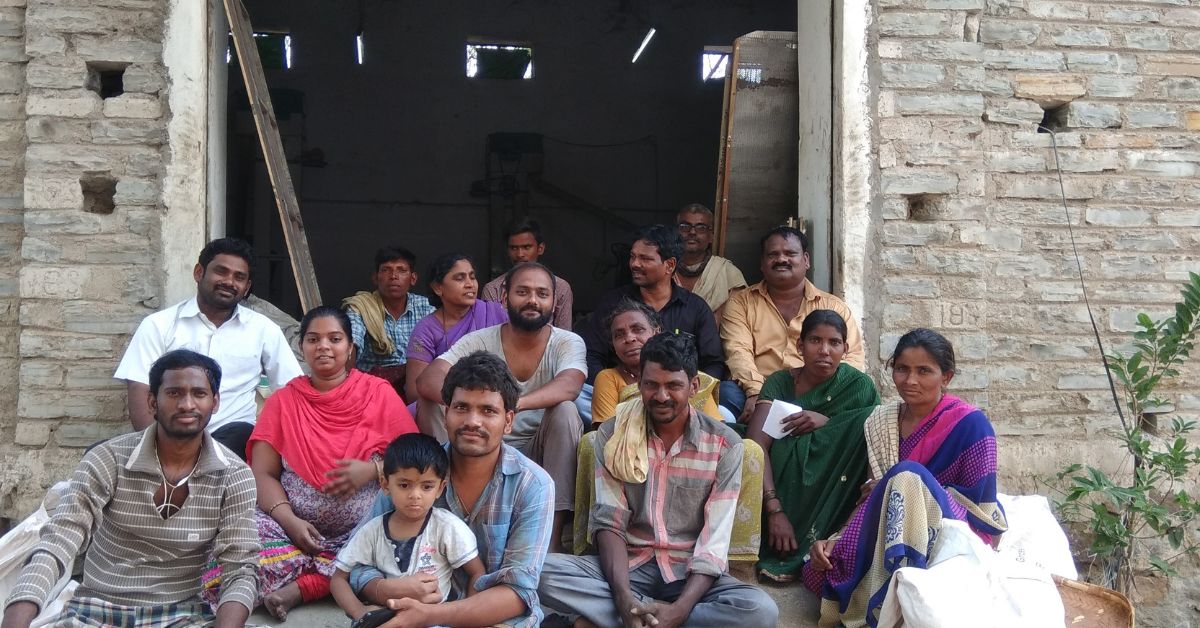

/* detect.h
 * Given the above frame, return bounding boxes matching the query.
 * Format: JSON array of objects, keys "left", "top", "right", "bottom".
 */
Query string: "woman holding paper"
[
  {"left": 746, "top": 309, "right": 880, "bottom": 582},
  {"left": 801, "top": 328, "right": 1008, "bottom": 628}
]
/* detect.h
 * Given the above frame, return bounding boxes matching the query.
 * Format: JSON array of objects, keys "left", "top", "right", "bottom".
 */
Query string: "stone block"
[
  {"left": 895, "top": 93, "right": 984, "bottom": 116},
  {"left": 883, "top": 277, "right": 938, "bottom": 298},
  {"left": 1085, "top": 207, "right": 1151, "bottom": 227},
  {"left": 922, "top": 250, "right": 985, "bottom": 276},
  {"left": 102, "top": 94, "right": 160, "bottom": 119},
  {"left": 878, "top": 12, "right": 951, "bottom": 38},
  {"left": 1013, "top": 74, "right": 1086, "bottom": 106},
  {"left": 0, "top": 40, "right": 25, "bottom": 63},
  {"left": 20, "top": 236, "right": 62, "bottom": 263},
  {"left": 1055, "top": 373, "right": 1109, "bottom": 391},
  {"left": 954, "top": 65, "right": 1013, "bottom": 96},
  {"left": 1157, "top": 209, "right": 1200, "bottom": 227},
  {"left": 25, "top": 57, "right": 88, "bottom": 89},
  {"left": 881, "top": 170, "right": 959, "bottom": 195},
  {"left": 881, "top": 222, "right": 955, "bottom": 246},
  {"left": 984, "top": 99, "right": 1043, "bottom": 125},
  {"left": 1066, "top": 52, "right": 1138, "bottom": 74},
  {"left": 61, "top": 300, "right": 148, "bottom": 334},
  {"left": 1050, "top": 27, "right": 1112, "bottom": 48},
  {"left": 0, "top": 120, "right": 20, "bottom": 143},
  {"left": 19, "top": 266, "right": 90, "bottom": 299},
  {"left": 18, "top": 330, "right": 123, "bottom": 360},
  {"left": 24, "top": 175, "right": 81, "bottom": 210},
  {"left": 113, "top": 177, "right": 158, "bottom": 205},
  {"left": 880, "top": 62, "right": 946, "bottom": 89},
  {"left": 0, "top": 94, "right": 20, "bottom": 119},
  {"left": 92, "top": 118, "right": 165, "bottom": 145},
  {"left": 0, "top": 64, "right": 22, "bottom": 94},
  {"left": 996, "top": 175, "right": 1095, "bottom": 200},
  {"left": 1124, "top": 104, "right": 1181, "bottom": 129},
  {"left": 1115, "top": 233, "right": 1179, "bottom": 252},
  {"left": 1056, "top": 149, "right": 1121, "bottom": 173},
  {"left": 1100, "top": 254, "right": 1159, "bottom": 280},
  {"left": 0, "top": 7, "right": 21, "bottom": 37},
  {"left": 120, "top": 63, "right": 164, "bottom": 94},
  {"left": 72, "top": 35, "right": 160, "bottom": 63},
  {"left": 959, "top": 225, "right": 1023, "bottom": 250},
  {"left": 979, "top": 20, "right": 1040, "bottom": 45},
  {"left": 1123, "top": 28, "right": 1171, "bottom": 51},
  {"left": 25, "top": 34, "right": 66, "bottom": 57},
  {"left": 1064, "top": 101, "right": 1122, "bottom": 128},
  {"left": 1094, "top": 6, "right": 1163, "bottom": 24},
  {"left": 23, "top": 210, "right": 104, "bottom": 235},
  {"left": 898, "top": 41, "right": 984, "bottom": 62},
  {"left": 1126, "top": 150, "right": 1199, "bottom": 177},
  {"left": 881, "top": 247, "right": 917, "bottom": 271},
  {"left": 1102, "top": 179, "right": 1180, "bottom": 202},
  {"left": 26, "top": 91, "right": 100, "bottom": 118},
  {"left": 27, "top": 117, "right": 90, "bottom": 143},
  {"left": 54, "top": 420, "right": 128, "bottom": 447},
  {"left": 1088, "top": 75, "right": 1143, "bottom": 99},
  {"left": 14, "top": 422, "right": 52, "bottom": 447},
  {"left": 1160, "top": 77, "right": 1200, "bottom": 100},
  {"left": 19, "top": 361, "right": 63, "bottom": 388},
  {"left": 985, "top": 50, "right": 1065, "bottom": 71},
  {"left": 1028, "top": 1, "right": 1088, "bottom": 20},
  {"left": 984, "top": 150, "right": 1045, "bottom": 172}
]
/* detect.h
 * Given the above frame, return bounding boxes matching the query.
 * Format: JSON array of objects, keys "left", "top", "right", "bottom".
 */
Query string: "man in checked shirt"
[{"left": 538, "top": 333, "right": 778, "bottom": 627}]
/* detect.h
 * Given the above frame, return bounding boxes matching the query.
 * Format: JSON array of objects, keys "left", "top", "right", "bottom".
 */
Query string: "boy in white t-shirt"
[{"left": 331, "top": 434, "right": 484, "bottom": 626}]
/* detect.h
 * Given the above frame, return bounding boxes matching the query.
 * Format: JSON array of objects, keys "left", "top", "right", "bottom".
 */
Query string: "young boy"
[{"left": 331, "top": 433, "right": 484, "bottom": 625}]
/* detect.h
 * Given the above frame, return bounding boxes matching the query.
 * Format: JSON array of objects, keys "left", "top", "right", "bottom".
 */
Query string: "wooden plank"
[{"left": 223, "top": 0, "right": 322, "bottom": 312}]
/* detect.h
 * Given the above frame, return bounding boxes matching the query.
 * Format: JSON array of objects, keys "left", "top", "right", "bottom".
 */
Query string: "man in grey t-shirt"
[{"left": 416, "top": 262, "right": 584, "bottom": 552}]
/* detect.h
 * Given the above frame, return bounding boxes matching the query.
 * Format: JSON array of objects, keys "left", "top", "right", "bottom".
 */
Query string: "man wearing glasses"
[{"left": 674, "top": 204, "right": 747, "bottom": 323}]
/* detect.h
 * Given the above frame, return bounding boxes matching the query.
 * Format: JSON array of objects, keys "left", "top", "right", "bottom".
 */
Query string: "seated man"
[
  {"left": 343, "top": 245, "right": 435, "bottom": 393},
  {"left": 722, "top": 226, "right": 865, "bottom": 421},
  {"left": 114, "top": 237, "right": 302, "bottom": 458},
  {"left": 674, "top": 203, "right": 747, "bottom": 321},
  {"left": 2, "top": 350, "right": 259, "bottom": 628},
  {"left": 351, "top": 351, "right": 555, "bottom": 628},
  {"left": 417, "top": 262, "right": 583, "bottom": 551},
  {"left": 481, "top": 217, "right": 574, "bottom": 330},
  {"left": 538, "top": 333, "right": 779, "bottom": 628}
]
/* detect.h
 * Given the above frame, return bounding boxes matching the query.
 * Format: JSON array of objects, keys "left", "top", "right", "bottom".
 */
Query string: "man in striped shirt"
[
  {"left": 538, "top": 333, "right": 778, "bottom": 627},
  {"left": 2, "top": 350, "right": 260, "bottom": 628}
]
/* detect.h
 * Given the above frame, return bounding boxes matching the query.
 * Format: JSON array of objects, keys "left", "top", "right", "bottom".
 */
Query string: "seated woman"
[
  {"left": 590, "top": 298, "right": 719, "bottom": 425},
  {"left": 803, "top": 328, "right": 1008, "bottom": 627},
  {"left": 746, "top": 309, "right": 880, "bottom": 582},
  {"left": 203, "top": 306, "right": 418, "bottom": 620},
  {"left": 405, "top": 253, "right": 507, "bottom": 438}
]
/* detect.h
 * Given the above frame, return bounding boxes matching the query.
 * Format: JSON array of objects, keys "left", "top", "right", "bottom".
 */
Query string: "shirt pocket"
[
  {"left": 481, "top": 523, "right": 510, "bottom": 572},
  {"left": 665, "top": 484, "right": 711, "bottom": 538}
]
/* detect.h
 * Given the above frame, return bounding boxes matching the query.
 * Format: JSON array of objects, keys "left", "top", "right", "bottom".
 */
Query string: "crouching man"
[{"left": 2, "top": 350, "right": 259, "bottom": 628}]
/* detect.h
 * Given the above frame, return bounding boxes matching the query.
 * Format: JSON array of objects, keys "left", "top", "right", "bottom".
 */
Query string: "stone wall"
[
  {"left": 869, "top": 0, "right": 1200, "bottom": 492},
  {"left": 0, "top": 0, "right": 170, "bottom": 517}
]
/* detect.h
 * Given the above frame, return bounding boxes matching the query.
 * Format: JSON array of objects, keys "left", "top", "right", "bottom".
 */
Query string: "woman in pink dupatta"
[{"left": 802, "top": 328, "right": 1008, "bottom": 628}]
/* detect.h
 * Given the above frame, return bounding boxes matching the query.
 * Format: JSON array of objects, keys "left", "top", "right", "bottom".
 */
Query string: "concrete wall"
[{"left": 867, "top": 0, "right": 1200, "bottom": 494}]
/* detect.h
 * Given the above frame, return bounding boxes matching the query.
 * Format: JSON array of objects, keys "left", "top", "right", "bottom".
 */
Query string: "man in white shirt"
[{"left": 114, "top": 237, "right": 302, "bottom": 459}]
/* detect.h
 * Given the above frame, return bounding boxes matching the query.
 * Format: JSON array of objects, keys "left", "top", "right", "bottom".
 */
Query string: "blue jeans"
[{"left": 719, "top": 380, "right": 746, "bottom": 417}]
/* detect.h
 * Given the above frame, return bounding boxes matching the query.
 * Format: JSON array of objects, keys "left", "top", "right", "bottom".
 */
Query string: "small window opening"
[
  {"left": 80, "top": 174, "right": 117, "bottom": 215},
  {"left": 905, "top": 194, "right": 944, "bottom": 221},
  {"left": 1038, "top": 104, "right": 1068, "bottom": 133},
  {"left": 466, "top": 43, "right": 533, "bottom": 79},
  {"left": 701, "top": 48, "right": 730, "bottom": 81},
  {"left": 86, "top": 62, "right": 127, "bottom": 99},
  {"left": 355, "top": 33, "right": 365, "bottom": 65},
  {"left": 227, "top": 32, "right": 293, "bottom": 70}
]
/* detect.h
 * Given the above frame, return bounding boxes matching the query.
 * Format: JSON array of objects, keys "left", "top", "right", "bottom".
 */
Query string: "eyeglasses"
[{"left": 677, "top": 222, "right": 712, "bottom": 234}]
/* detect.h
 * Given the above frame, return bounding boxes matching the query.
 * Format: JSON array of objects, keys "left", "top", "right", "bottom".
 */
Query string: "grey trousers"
[
  {"left": 538, "top": 553, "right": 780, "bottom": 628},
  {"left": 508, "top": 400, "right": 582, "bottom": 512}
]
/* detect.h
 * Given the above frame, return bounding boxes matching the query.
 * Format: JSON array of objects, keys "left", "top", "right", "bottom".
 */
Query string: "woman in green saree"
[{"left": 746, "top": 309, "right": 880, "bottom": 582}]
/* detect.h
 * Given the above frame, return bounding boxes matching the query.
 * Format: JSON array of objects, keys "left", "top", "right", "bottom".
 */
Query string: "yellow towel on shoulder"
[
  {"left": 603, "top": 397, "right": 650, "bottom": 484},
  {"left": 341, "top": 291, "right": 393, "bottom": 356}
]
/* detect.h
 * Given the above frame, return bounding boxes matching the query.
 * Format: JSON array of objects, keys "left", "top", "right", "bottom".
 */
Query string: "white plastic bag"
[
  {"left": 996, "top": 493, "right": 1078, "bottom": 580},
  {"left": 0, "top": 483, "right": 78, "bottom": 626}
]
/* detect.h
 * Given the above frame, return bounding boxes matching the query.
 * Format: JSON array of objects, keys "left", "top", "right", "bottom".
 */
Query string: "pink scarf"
[{"left": 904, "top": 394, "right": 976, "bottom": 467}]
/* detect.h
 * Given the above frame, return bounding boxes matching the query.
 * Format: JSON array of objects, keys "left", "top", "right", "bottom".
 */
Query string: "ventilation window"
[
  {"left": 228, "top": 32, "right": 293, "bottom": 69},
  {"left": 86, "top": 62, "right": 127, "bottom": 99},
  {"left": 81, "top": 174, "right": 117, "bottom": 215},
  {"left": 701, "top": 47, "right": 730, "bottom": 81},
  {"left": 905, "top": 194, "right": 944, "bottom": 221},
  {"left": 466, "top": 42, "right": 533, "bottom": 79},
  {"left": 1038, "top": 103, "right": 1068, "bottom": 133}
]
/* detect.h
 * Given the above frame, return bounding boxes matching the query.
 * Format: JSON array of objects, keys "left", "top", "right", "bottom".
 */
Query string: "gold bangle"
[
  {"left": 267, "top": 500, "right": 291, "bottom": 517},
  {"left": 764, "top": 489, "right": 778, "bottom": 501}
]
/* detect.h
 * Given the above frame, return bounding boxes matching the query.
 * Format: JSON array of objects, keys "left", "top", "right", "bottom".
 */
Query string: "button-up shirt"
[
  {"left": 721, "top": 279, "right": 865, "bottom": 396},
  {"left": 581, "top": 284, "right": 724, "bottom": 383},
  {"left": 5, "top": 428, "right": 259, "bottom": 612},
  {"left": 114, "top": 298, "right": 302, "bottom": 431},
  {"left": 346, "top": 293, "right": 434, "bottom": 370},
  {"left": 590, "top": 411, "right": 743, "bottom": 581},
  {"left": 351, "top": 444, "right": 553, "bottom": 627}
]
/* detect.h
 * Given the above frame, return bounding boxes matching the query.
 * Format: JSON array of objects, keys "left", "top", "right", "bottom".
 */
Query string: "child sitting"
[{"left": 331, "top": 433, "right": 484, "bottom": 625}]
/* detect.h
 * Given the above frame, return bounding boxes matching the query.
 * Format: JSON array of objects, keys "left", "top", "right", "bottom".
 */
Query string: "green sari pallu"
[{"left": 757, "top": 363, "right": 880, "bottom": 580}]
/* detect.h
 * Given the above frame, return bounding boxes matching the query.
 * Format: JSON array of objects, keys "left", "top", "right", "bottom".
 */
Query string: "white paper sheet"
[{"left": 763, "top": 399, "right": 802, "bottom": 439}]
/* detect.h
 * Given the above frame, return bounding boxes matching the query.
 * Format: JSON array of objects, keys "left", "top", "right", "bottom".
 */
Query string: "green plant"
[{"left": 1052, "top": 272, "right": 1200, "bottom": 594}]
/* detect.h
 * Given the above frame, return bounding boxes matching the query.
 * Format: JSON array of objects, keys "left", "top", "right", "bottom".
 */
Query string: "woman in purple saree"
[{"left": 802, "top": 328, "right": 1008, "bottom": 628}]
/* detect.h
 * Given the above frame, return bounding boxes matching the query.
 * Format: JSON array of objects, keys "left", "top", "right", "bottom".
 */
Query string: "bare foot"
[
  {"left": 264, "top": 582, "right": 302, "bottom": 621},
  {"left": 573, "top": 618, "right": 599, "bottom": 628}
]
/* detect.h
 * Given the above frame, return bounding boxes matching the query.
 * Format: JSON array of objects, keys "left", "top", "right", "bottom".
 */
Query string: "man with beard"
[
  {"left": 674, "top": 204, "right": 747, "bottom": 321},
  {"left": 115, "top": 237, "right": 301, "bottom": 459},
  {"left": 721, "top": 226, "right": 865, "bottom": 422},
  {"left": 416, "top": 262, "right": 584, "bottom": 551},
  {"left": 3, "top": 350, "right": 259, "bottom": 628},
  {"left": 538, "top": 333, "right": 779, "bottom": 628},
  {"left": 480, "top": 217, "right": 574, "bottom": 329},
  {"left": 351, "top": 351, "right": 554, "bottom": 627}
]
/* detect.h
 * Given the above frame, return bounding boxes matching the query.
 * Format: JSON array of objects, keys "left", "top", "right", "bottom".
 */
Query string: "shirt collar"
[
  {"left": 751, "top": 278, "right": 818, "bottom": 301},
  {"left": 125, "top": 427, "right": 233, "bottom": 477},
  {"left": 178, "top": 297, "right": 242, "bottom": 323},
  {"left": 624, "top": 283, "right": 688, "bottom": 308},
  {"left": 648, "top": 408, "right": 703, "bottom": 451}
]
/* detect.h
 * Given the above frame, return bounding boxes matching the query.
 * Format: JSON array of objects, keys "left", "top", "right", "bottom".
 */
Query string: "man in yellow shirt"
[{"left": 720, "top": 226, "right": 865, "bottom": 421}]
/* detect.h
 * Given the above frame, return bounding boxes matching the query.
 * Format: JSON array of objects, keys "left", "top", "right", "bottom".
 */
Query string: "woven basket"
[{"left": 1054, "top": 575, "right": 1135, "bottom": 628}]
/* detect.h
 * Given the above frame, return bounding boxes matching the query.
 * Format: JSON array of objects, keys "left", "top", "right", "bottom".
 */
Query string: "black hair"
[
  {"left": 639, "top": 332, "right": 698, "bottom": 379},
  {"left": 502, "top": 262, "right": 555, "bottom": 298},
  {"left": 603, "top": 298, "right": 662, "bottom": 344},
  {"left": 149, "top": 349, "right": 222, "bottom": 396},
  {"left": 198, "top": 237, "right": 255, "bottom": 277},
  {"left": 634, "top": 224, "right": 684, "bottom": 266},
  {"left": 383, "top": 433, "right": 448, "bottom": 478},
  {"left": 300, "top": 305, "right": 352, "bottom": 338},
  {"left": 374, "top": 246, "right": 417, "bottom": 273},
  {"left": 800, "top": 309, "right": 848, "bottom": 343},
  {"left": 504, "top": 216, "right": 544, "bottom": 244},
  {"left": 888, "top": 328, "right": 956, "bottom": 374},
  {"left": 426, "top": 253, "right": 475, "bottom": 309},
  {"left": 441, "top": 350, "right": 521, "bottom": 411},
  {"left": 759, "top": 226, "right": 808, "bottom": 255}
]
